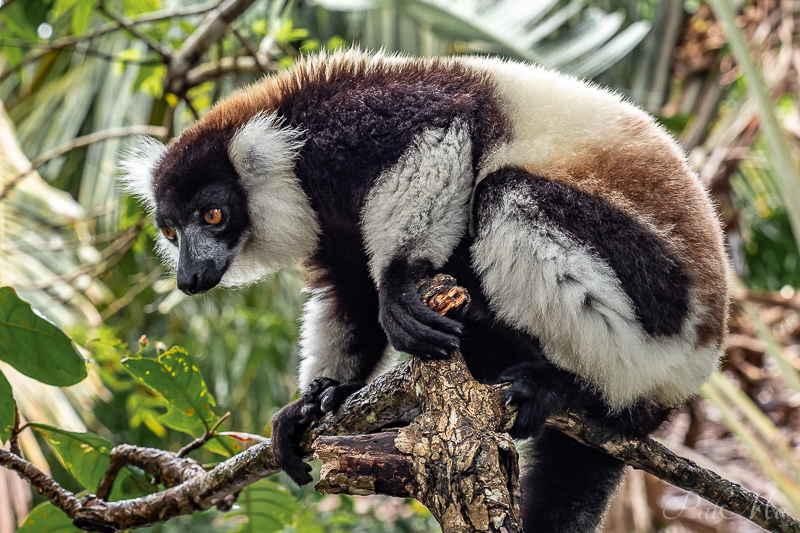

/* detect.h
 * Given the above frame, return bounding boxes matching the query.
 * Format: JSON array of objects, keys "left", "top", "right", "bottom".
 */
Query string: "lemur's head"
[{"left": 120, "top": 112, "right": 318, "bottom": 295}]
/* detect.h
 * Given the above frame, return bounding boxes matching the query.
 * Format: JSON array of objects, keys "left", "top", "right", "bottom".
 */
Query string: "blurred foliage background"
[{"left": 1, "top": 0, "right": 800, "bottom": 531}]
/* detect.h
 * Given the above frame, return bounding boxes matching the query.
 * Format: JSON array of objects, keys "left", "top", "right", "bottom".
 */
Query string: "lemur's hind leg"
[{"left": 520, "top": 428, "right": 626, "bottom": 533}]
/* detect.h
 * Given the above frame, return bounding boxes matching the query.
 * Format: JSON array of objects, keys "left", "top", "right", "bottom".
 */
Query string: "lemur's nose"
[{"left": 177, "top": 272, "right": 199, "bottom": 295}]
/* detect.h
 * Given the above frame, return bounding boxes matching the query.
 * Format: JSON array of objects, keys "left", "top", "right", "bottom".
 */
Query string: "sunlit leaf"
[
  {"left": 17, "top": 502, "right": 81, "bottom": 533},
  {"left": 134, "top": 64, "right": 167, "bottom": 98},
  {"left": 0, "top": 370, "right": 13, "bottom": 444},
  {"left": 29, "top": 424, "right": 113, "bottom": 491},
  {"left": 123, "top": 347, "right": 216, "bottom": 436},
  {"left": 0, "top": 287, "right": 86, "bottom": 387},
  {"left": 122, "top": 0, "right": 162, "bottom": 17},
  {"left": 53, "top": 0, "right": 84, "bottom": 17},
  {"left": 71, "top": 0, "right": 96, "bottom": 36}
]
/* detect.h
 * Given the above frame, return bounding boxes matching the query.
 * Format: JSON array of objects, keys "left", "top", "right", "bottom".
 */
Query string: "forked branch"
[{"left": 0, "top": 276, "right": 798, "bottom": 532}]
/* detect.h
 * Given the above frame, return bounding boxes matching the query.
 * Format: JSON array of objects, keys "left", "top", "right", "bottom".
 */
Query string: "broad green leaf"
[
  {"left": 30, "top": 424, "right": 112, "bottom": 491},
  {"left": 17, "top": 502, "right": 81, "bottom": 533},
  {"left": 0, "top": 287, "right": 86, "bottom": 387},
  {"left": 0, "top": 370, "right": 13, "bottom": 444},
  {"left": 71, "top": 0, "right": 95, "bottom": 36},
  {"left": 123, "top": 347, "right": 216, "bottom": 436},
  {"left": 160, "top": 401, "right": 207, "bottom": 435},
  {"left": 232, "top": 480, "right": 299, "bottom": 533}
]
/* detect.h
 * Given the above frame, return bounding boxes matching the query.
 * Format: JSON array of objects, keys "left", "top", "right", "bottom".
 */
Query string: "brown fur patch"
[
  {"left": 523, "top": 116, "right": 729, "bottom": 349},
  {"left": 182, "top": 51, "right": 507, "bottom": 163}
]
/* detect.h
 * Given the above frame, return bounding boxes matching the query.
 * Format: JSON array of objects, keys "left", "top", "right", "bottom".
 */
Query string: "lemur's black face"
[{"left": 153, "top": 135, "right": 251, "bottom": 295}]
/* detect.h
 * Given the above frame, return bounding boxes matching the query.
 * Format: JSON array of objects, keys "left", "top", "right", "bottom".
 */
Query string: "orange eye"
[
  {"left": 161, "top": 227, "right": 176, "bottom": 240},
  {"left": 204, "top": 209, "right": 223, "bottom": 225}
]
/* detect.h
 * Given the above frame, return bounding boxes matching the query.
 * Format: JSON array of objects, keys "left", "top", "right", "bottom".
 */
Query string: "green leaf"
[
  {"left": 122, "top": 0, "right": 161, "bottom": 17},
  {"left": 71, "top": 0, "right": 95, "bottom": 36},
  {"left": 0, "top": 370, "right": 13, "bottom": 444},
  {"left": 108, "top": 466, "right": 158, "bottom": 501},
  {"left": 53, "top": 0, "right": 84, "bottom": 17},
  {"left": 0, "top": 287, "right": 86, "bottom": 387},
  {"left": 123, "top": 347, "right": 216, "bottom": 436},
  {"left": 17, "top": 502, "right": 81, "bottom": 533},
  {"left": 133, "top": 64, "right": 167, "bottom": 98},
  {"left": 29, "top": 424, "right": 113, "bottom": 491},
  {"left": 160, "top": 401, "right": 207, "bottom": 435},
  {"left": 0, "top": 1, "right": 48, "bottom": 40},
  {"left": 231, "top": 480, "right": 299, "bottom": 533}
]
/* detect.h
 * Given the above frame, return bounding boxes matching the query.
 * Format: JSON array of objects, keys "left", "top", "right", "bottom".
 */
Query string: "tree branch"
[
  {"left": 0, "top": 125, "right": 167, "bottom": 201},
  {"left": 167, "top": 0, "right": 259, "bottom": 95},
  {"left": 0, "top": 2, "right": 219, "bottom": 83},
  {"left": 1, "top": 276, "right": 799, "bottom": 533},
  {"left": 184, "top": 56, "right": 277, "bottom": 88},
  {"left": 98, "top": 3, "right": 172, "bottom": 58}
]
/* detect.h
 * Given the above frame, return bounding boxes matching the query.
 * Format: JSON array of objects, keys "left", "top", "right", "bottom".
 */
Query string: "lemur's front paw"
[
  {"left": 499, "top": 363, "right": 576, "bottom": 440},
  {"left": 271, "top": 378, "right": 366, "bottom": 486},
  {"left": 379, "top": 285, "right": 464, "bottom": 359}
]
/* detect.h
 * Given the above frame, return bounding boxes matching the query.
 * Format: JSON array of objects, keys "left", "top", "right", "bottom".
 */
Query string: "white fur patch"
[
  {"left": 471, "top": 190, "right": 719, "bottom": 410},
  {"left": 298, "top": 290, "right": 358, "bottom": 390},
  {"left": 154, "top": 234, "right": 179, "bottom": 272},
  {"left": 361, "top": 122, "right": 473, "bottom": 283},
  {"left": 298, "top": 291, "right": 399, "bottom": 390},
  {"left": 225, "top": 112, "right": 320, "bottom": 287},
  {"left": 459, "top": 56, "right": 661, "bottom": 182},
  {"left": 118, "top": 136, "right": 167, "bottom": 212}
]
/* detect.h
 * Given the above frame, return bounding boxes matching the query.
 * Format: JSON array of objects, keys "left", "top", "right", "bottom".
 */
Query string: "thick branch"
[
  {"left": 2, "top": 277, "right": 799, "bottom": 533},
  {"left": 0, "top": 449, "right": 81, "bottom": 517},
  {"left": 548, "top": 411, "right": 799, "bottom": 533}
]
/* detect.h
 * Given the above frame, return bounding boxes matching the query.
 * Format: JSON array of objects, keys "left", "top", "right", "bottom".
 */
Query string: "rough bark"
[{"left": 1, "top": 275, "right": 799, "bottom": 533}]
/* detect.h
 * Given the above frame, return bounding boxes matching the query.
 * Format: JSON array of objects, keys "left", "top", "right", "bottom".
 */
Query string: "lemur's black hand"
[
  {"left": 378, "top": 261, "right": 465, "bottom": 359},
  {"left": 498, "top": 362, "right": 585, "bottom": 440},
  {"left": 271, "top": 378, "right": 365, "bottom": 486}
]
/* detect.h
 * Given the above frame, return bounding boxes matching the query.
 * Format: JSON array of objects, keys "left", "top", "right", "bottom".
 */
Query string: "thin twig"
[
  {"left": 12, "top": 221, "right": 145, "bottom": 290},
  {"left": 0, "top": 125, "right": 167, "bottom": 201},
  {"left": 100, "top": 266, "right": 166, "bottom": 321},
  {"left": 176, "top": 413, "right": 231, "bottom": 458},
  {"left": 98, "top": 3, "right": 171, "bottom": 58},
  {"left": 0, "top": 2, "right": 219, "bottom": 83},
  {"left": 184, "top": 56, "right": 276, "bottom": 87},
  {"left": 231, "top": 28, "right": 272, "bottom": 75},
  {"left": 9, "top": 403, "right": 21, "bottom": 457}
]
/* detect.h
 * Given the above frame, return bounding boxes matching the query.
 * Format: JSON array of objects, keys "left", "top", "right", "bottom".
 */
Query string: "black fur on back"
[{"left": 475, "top": 168, "right": 691, "bottom": 337}]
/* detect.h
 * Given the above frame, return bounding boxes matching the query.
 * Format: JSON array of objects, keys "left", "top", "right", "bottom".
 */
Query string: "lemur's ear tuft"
[
  {"left": 228, "top": 111, "right": 304, "bottom": 186},
  {"left": 118, "top": 136, "right": 167, "bottom": 211}
]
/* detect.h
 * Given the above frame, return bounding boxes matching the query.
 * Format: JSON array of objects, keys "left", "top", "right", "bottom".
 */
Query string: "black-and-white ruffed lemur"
[{"left": 122, "top": 50, "right": 729, "bottom": 532}]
